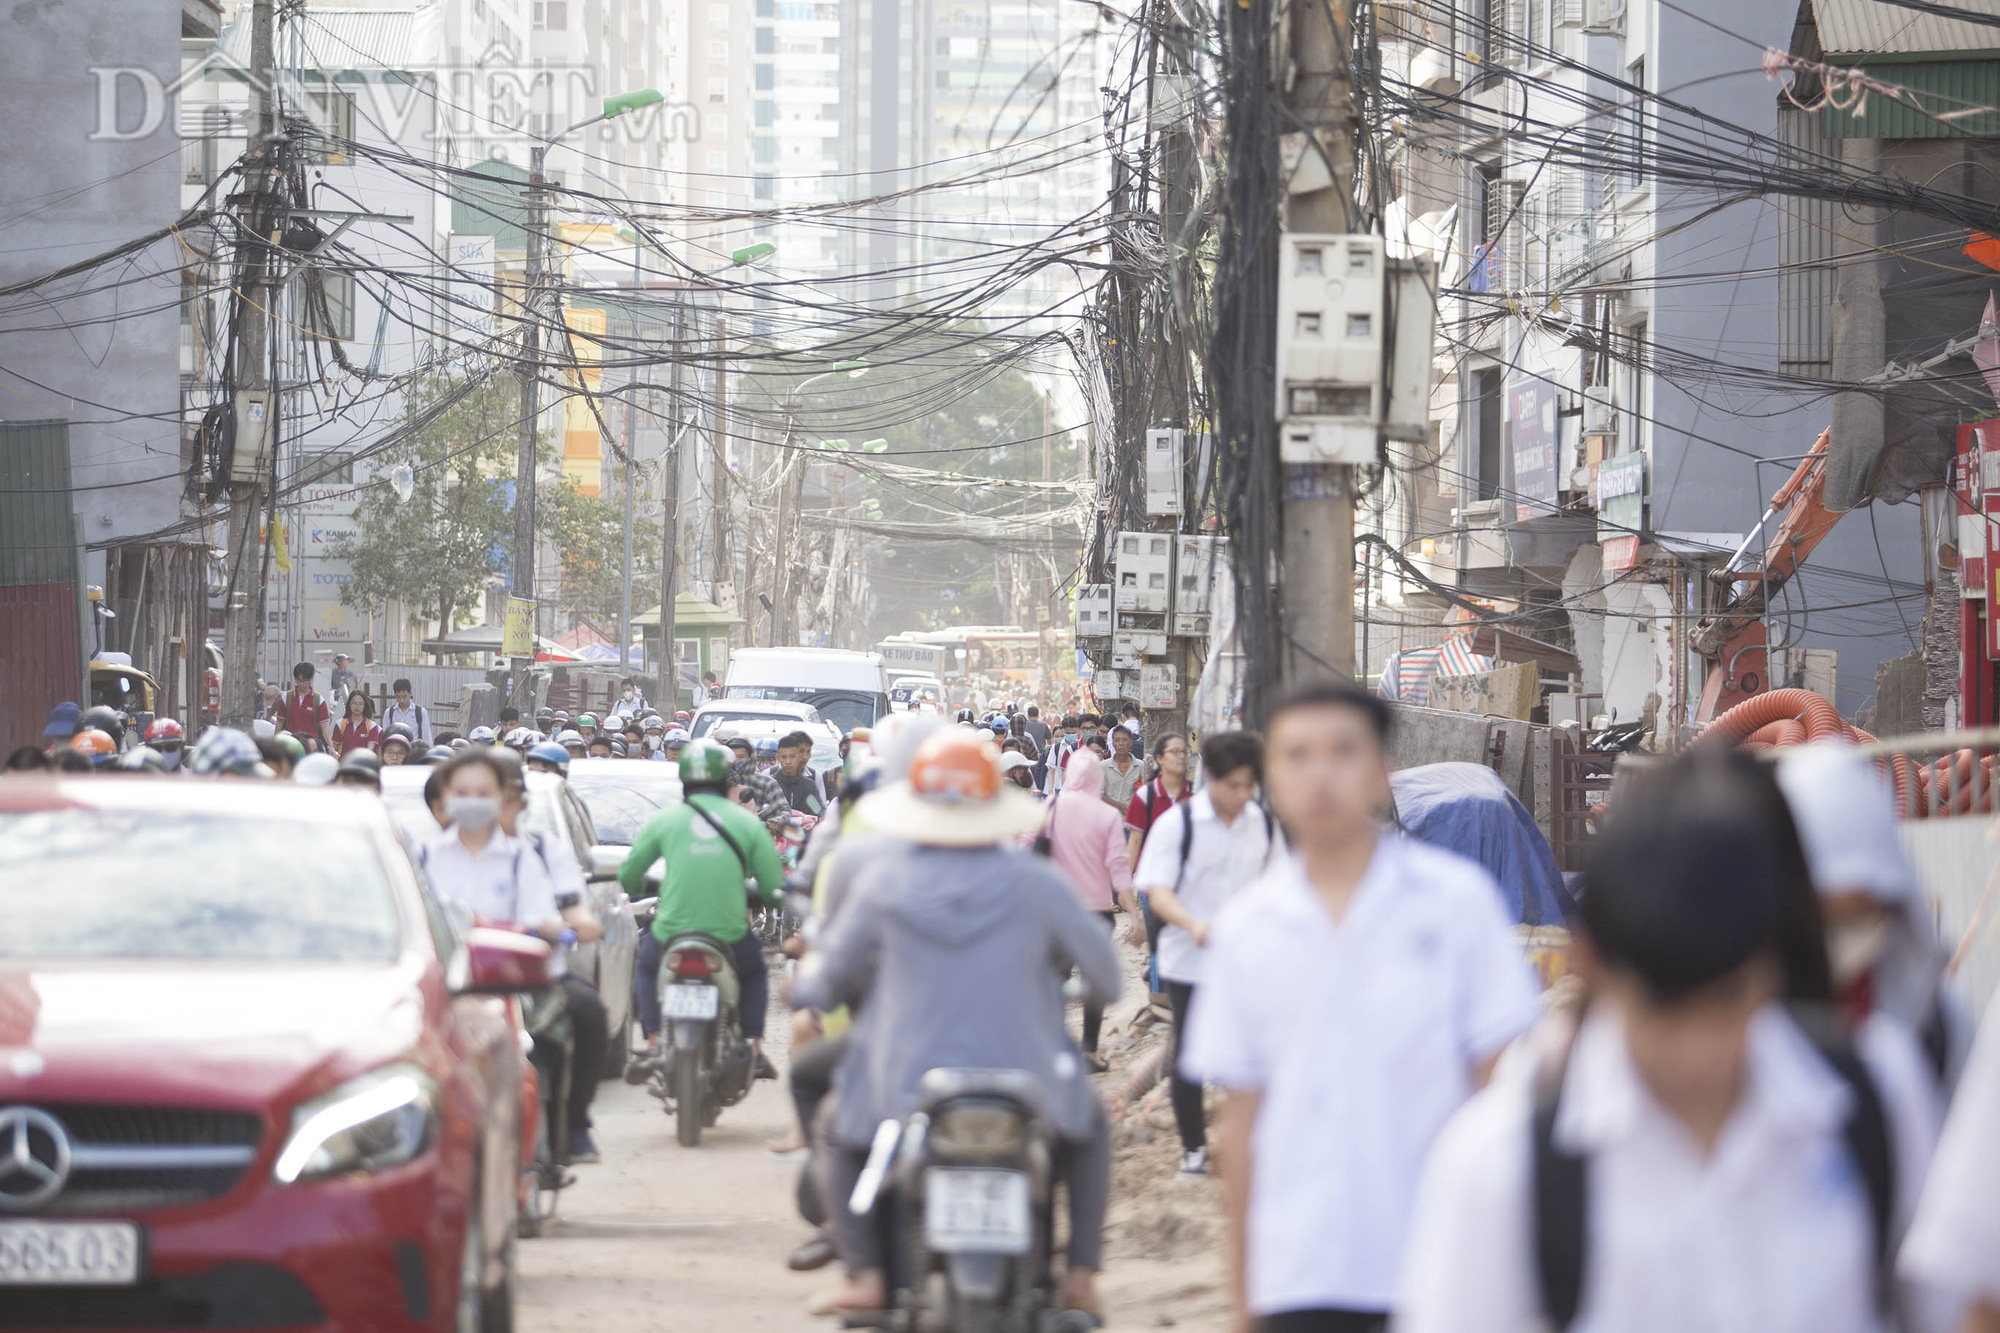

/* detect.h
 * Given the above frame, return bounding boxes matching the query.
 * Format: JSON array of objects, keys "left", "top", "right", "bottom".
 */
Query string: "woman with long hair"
[{"left": 333, "top": 688, "right": 381, "bottom": 758}]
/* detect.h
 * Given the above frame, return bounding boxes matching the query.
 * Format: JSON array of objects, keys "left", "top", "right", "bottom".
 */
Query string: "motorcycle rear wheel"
[{"left": 674, "top": 1048, "right": 704, "bottom": 1147}]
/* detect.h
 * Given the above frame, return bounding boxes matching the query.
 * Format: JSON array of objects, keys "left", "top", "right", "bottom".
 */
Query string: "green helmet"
[
  {"left": 576, "top": 712, "right": 600, "bottom": 731},
  {"left": 278, "top": 733, "right": 306, "bottom": 761},
  {"left": 678, "top": 738, "right": 734, "bottom": 787}
]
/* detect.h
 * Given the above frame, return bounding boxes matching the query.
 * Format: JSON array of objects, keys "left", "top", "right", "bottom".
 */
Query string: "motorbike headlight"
[
  {"left": 273, "top": 1064, "right": 438, "bottom": 1184},
  {"left": 929, "top": 1102, "right": 1028, "bottom": 1159}
]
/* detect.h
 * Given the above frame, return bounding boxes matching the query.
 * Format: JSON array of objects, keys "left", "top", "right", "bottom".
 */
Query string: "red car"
[{"left": 0, "top": 776, "right": 549, "bottom": 1331}]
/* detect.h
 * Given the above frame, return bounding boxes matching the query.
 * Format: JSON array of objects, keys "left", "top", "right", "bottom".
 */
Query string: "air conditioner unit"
[
  {"left": 1582, "top": 385, "right": 1617, "bottom": 437},
  {"left": 1583, "top": 0, "right": 1624, "bottom": 35}
]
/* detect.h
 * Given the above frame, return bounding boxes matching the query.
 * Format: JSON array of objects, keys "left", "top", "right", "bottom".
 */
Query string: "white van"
[{"left": 722, "top": 648, "right": 891, "bottom": 733}]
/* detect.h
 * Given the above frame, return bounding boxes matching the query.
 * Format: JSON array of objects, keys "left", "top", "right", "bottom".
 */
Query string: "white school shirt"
[
  {"left": 381, "top": 700, "right": 432, "bottom": 744},
  {"left": 1181, "top": 834, "right": 1541, "bottom": 1315},
  {"left": 1396, "top": 1002, "right": 1943, "bottom": 1333},
  {"left": 1900, "top": 987, "right": 2000, "bottom": 1310},
  {"left": 1130, "top": 790, "right": 1280, "bottom": 986},
  {"left": 420, "top": 829, "right": 561, "bottom": 938}
]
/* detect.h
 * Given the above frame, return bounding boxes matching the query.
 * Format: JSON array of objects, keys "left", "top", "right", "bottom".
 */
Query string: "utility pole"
[
  {"left": 619, "top": 235, "right": 640, "bottom": 674},
  {"left": 220, "top": 0, "right": 278, "bottom": 730},
  {"left": 510, "top": 145, "right": 548, "bottom": 689},
  {"left": 712, "top": 315, "right": 732, "bottom": 596},
  {"left": 1278, "top": 0, "right": 1358, "bottom": 685},
  {"left": 661, "top": 304, "right": 684, "bottom": 709}
]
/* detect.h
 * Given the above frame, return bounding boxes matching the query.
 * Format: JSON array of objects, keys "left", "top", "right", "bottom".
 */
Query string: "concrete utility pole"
[
  {"left": 220, "top": 0, "right": 278, "bottom": 730},
  {"left": 1278, "top": 0, "right": 1358, "bottom": 685},
  {"left": 510, "top": 144, "right": 548, "bottom": 684},
  {"left": 712, "top": 315, "right": 732, "bottom": 593},
  {"left": 661, "top": 303, "right": 684, "bottom": 708}
]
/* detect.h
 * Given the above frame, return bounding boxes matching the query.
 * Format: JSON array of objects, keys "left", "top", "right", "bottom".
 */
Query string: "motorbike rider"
[
  {"left": 619, "top": 739, "right": 786, "bottom": 1079},
  {"left": 793, "top": 728, "right": 1122, "bottom": 1318},
  {"left": 525, "top": 740, "right": 570, "bottom": 776},
  {"left": 772, "top": 730, "right": 827, "bottom": 817},
  {"left": 142, "top": 718, "right": 186, "bottom": 772}
]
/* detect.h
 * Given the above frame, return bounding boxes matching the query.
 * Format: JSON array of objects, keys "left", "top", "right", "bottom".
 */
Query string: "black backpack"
[{"left": 1532, "top": 1003, "right": 1893, "bottom": 1328}]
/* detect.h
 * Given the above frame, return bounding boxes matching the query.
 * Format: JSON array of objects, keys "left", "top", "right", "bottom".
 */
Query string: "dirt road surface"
[{"left": 518, "top": 951, "right": 1229, "bottom": 1332}]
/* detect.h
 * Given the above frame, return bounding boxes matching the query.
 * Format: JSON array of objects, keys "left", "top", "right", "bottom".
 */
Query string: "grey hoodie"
[{"left": 795, "top": 839, "right": 1123, "bottom": 1147}]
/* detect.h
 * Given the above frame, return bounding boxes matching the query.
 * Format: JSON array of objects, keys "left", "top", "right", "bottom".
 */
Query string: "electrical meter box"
[
  {"left": 1145, "top": 428, "right": 1184, "bottom": 517},
  {"left": 1093, "top": 668, "right": 1124, "bottom": 702},
  {"left": 229, "top": 389, "right": 275, "bottom": 483},
  {"left": 1382, "top": 258, "right": 1436, "bottom": 443},
  {"left": 1111, "top": 626, "right": 1167, "bottom": 669},
  {"left": 1172, "top": 535, "right": 1225, "bottom": 636},
  {"left": 1114, "top": 531, "right": 1173, "bottom": 613},
  {"left": 1138, "top": 663, "right": 1178, "bottom": 710},
  {"left": 1076, "top": 584, "right": 1113, "bottom": 640},
  {"left": 1275, "top": 233, "right": 1384, "bottom": 465}
]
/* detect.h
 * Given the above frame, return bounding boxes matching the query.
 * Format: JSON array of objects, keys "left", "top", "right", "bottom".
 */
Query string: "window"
[
  {"left": 755, "top": 137, "right": 776, "bottom": 162},
  {"left": 707, "top": 150, "right": 728, "bottom": 171},
  {"left": 713, "top": 2, "right": 735, "bottom": 23},
  {"left": 1527, "top": 0, "right": 1544, "bottom": 58},
  {"left": 307, "top": 270, "right": 356, "bottom": 342},
  {"left": 535, "top": 0, "right": 568, "bottom": 28},
  {"left": 708, "top": 110, "right": 729, "bottom": 135},
  {"left": 294, "top": 451, "right": 356, "bottom": 486},
  {"left": 754, "top": 102, "right": 775, "bottom": 126},
  {"left": 754, "top": 174, "right": 775, "bottom": 199},
  {"left": 1617, "top": 59, "right": 1646, "bottom": 191},
  {"left": 755, "top": 63, "right": 774, "bottom": 90},
  {"left": 307, "top": 86, "right": 355, "bottom": 164},
  {"left": 1473, "top": 367, "right": 1502, "bottom": 501},
  {"left": 708, "top": 77, "right": 728, "bottom": 104},
  {"left": 755, "top": 27, "right": 775, "bottom": 52},
  {"left": 1619, "top": 317, "right": 1648, "bottom": 452},
  {"left": 710, "top": 38, "right": 730, "bottom": 57}
]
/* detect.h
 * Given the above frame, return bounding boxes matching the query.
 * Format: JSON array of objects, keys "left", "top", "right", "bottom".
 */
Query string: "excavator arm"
[{"left": 1691, "top": 430, "right": 1844, "bottom": 722}]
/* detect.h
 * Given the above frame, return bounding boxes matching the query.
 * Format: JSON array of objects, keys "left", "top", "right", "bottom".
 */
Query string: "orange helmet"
[
  {"left": 70, "top": 729, "right": 117, "bottom": 764},
  {"left": 907, "top": 729, "right": 1001, "bottom": 804}
]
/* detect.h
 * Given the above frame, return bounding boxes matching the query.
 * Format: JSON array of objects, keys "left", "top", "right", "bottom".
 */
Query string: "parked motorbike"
[{"left": 844, "top": 1068, "right": 1097, "bottom": 1333}]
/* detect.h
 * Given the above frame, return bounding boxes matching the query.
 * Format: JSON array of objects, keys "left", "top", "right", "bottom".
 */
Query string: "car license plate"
[
  {"left": 924, "top": 1169, "right": 1031, "bottom": 1255},
  {"left": 662, "top": 984, "right": 719, "bottom": 1020},
  {"left": 0, "top": 1221, "right": 141, "bottom": 1286}
]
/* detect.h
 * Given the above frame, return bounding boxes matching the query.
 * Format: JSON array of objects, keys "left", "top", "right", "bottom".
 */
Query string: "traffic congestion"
[{"left": 2, "top": 655, "right": 1997, "bottom": 1333}]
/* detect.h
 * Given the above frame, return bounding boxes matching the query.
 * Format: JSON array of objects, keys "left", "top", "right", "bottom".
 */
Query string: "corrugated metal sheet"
[
  {"left": 0, "top": 585, "right": 83, "bottom": 750},
  {"left": 1900, "top": 814, "right": 2000, "bottom": 1015},
  {"left": 218, "top": 8, "right": 426, "bottom": 73},
  {"left": 1822, "top": 58, "right": 2000, "bottom": 137},
  {"left": 1813, "top": 0, "right": 2000, "bottom": 57},
  {"left": 0, "top": 420, "right": 79, "bottom": 587},
  {"left": 1777, "top": 107, "right": 1834, "bottom": 373}
]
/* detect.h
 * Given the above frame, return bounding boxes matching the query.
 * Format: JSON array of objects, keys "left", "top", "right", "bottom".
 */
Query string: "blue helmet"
[
  {"left": 527, "top": 740, "right": 570, "bottom": 770},
  {"left": 754, "top": 736, "right": 780, "bottom": 756}
]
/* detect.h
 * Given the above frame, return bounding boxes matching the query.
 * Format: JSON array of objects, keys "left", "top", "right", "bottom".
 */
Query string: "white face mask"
[
  {"left": 623, "top": 689, "right": 637, "bottom": 701},
  {"left": 1828, "top": 916, "right": 1892, "bottom": 989},
  {"left": 447, "top": 795, "right": 501, "bottom": 832},
  {"left": 160, "top": 748, "right": 182, "bottom": 771}
]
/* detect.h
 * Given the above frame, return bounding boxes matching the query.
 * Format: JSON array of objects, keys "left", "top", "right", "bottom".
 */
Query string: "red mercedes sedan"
[{"left": 0, "top": 776, "right": 549, "bottom": 1331}]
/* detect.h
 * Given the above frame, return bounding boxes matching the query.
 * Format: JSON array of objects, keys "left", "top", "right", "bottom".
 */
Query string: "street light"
[{"left": 509, "top": 88, "right": 663, "bottom": 696}]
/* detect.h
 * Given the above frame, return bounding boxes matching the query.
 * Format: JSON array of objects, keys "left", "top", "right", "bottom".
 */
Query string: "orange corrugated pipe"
[{"left": 1702, "top": 688, "right": 1846, "bottom": 746}]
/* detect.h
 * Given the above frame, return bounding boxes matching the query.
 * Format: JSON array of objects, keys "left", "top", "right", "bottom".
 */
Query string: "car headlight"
[{"left": 273, "top": 1064, "right": 438, "bottom": 1184}]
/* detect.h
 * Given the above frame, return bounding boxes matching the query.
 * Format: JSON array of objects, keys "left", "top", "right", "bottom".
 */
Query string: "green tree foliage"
[
  {"left": 540, "top": 471, "right": 660, "bottom": 636},
  {"left": 332, "top": 373, "right": 522, "bottom": 637}
]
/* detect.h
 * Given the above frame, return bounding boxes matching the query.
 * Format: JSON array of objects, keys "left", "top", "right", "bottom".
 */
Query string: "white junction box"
[
  {"left": 1094, "top": 668, "right": 1125, "bottom": 700},
  {"left": 1276, "top": 233, "right": 1384, "bottom": 465},
  {"left": 1172, "top": 535, "right": 1225, "bottom": 636},
  {"left": 1111, "top": 626, "right": 1167, "bottom": 669},
  {"left": 1145, "top": 427, "right": 1185, "bottom": 517},
  {"left": 1114, "top": 531, "right": 1173, "bottom": 613},
  {"left": 1076, "top": 584, "right": 1113, "bottom": 639},
  {"left": 1138, "top": 663, "right": 1178, "bottom": 710}
]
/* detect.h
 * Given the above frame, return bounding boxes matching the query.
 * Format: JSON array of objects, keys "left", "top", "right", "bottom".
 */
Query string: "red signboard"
[{"left": 1602, "top": 534, "right": 1640, "bottom": 574}]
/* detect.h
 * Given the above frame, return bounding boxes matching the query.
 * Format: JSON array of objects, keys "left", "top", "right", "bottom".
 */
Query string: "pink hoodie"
[{"left": 1042, "top": 750, "right": 1134, "bottom": 912}]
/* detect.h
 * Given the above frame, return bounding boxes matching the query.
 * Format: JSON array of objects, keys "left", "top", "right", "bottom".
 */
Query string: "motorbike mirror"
[
  {"left": 453, "top": 927, "right": 553, "bottom": 995},
  {"left": 588, "top": 845, "right": 625, "bottom": 882}
]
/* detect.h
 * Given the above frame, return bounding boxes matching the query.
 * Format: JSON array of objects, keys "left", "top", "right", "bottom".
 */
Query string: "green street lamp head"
[
  {"left": 822, "top": 439, "right": 850, "bottom": 451},
  {"left": 602, "top": 90, "right": 665, "bottom": 119},
  {"left": 862, "top": 438, "right": 889, "bottom": 452},
  {"left": 834, "top": 359, "right": 869, "bottom": 377},
  {"left": 731, "top": 242, "right": 777, "bottom": 266}
]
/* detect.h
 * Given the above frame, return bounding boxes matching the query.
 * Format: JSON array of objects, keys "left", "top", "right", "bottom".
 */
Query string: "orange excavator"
[{"left": 1690, "top": 429, "right": 1844, "bottom": 723}]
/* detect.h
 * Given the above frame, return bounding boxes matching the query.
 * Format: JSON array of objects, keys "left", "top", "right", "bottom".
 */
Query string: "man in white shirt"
[
  {"left": 1900, "top": 987, "right": 2000, "bottom": 1332},
  {"left": 381, "top": 677, "right": 433, "bottom": 745},
  {"left": 1397, "top": 748, "right": 1942, "bottom": 1333},
  {"left": 1182, "top": 682, "right": 1539, "bottom": 1333},
  {"left": 1132, "top": 729, "right": 1281, "bottom": 1176}
]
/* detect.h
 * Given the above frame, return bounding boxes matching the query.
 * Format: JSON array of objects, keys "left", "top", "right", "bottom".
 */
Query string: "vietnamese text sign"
[
  {"left": 1597, "top": 451, "right": 1645, "bottom": 541},
  {"left": 503, "top": 597, "right": 536, "bottom": 657},
  {"left": 1509, "top": 380, "right": 1559, "bottom": 522}
]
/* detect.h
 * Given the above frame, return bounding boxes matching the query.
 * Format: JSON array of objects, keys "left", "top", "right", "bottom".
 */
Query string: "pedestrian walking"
[
  {"left": 1132, "top": 729, "right": 1280, "bottom": 1176},
  {"left": 1181, "top": 683, "right": 1540, "bottom": 1332},
  {"left": 1041, "top": 748, "right": 1136, "bottom": 1071},
  {"left": 332, "top": 689, "right": 381, "bottom": 757},
  {"left": 379, "top": 678, "right": 432, "bottom": 744},
  {"left": 272, "top": 662, "right": 335, "bottom": 752},
  {"left": 1396, "top": 747, "right": 1940, "bottom": 1333}
]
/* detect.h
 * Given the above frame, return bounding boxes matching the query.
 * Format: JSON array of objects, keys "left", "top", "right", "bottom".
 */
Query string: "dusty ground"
[{"left": 517, "top": 935, "right": 1230, "bottom": 1332}]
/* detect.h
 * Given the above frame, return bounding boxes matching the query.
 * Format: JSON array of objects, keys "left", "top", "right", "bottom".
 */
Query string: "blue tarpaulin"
[{"left": 1390, "top": 761, "right": 1569, "bottom": 927}]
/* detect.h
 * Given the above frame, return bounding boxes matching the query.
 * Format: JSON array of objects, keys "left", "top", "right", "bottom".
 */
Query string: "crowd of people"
[{"left": 8, "top": 669, "right": 2000, "bottom": 1333}]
